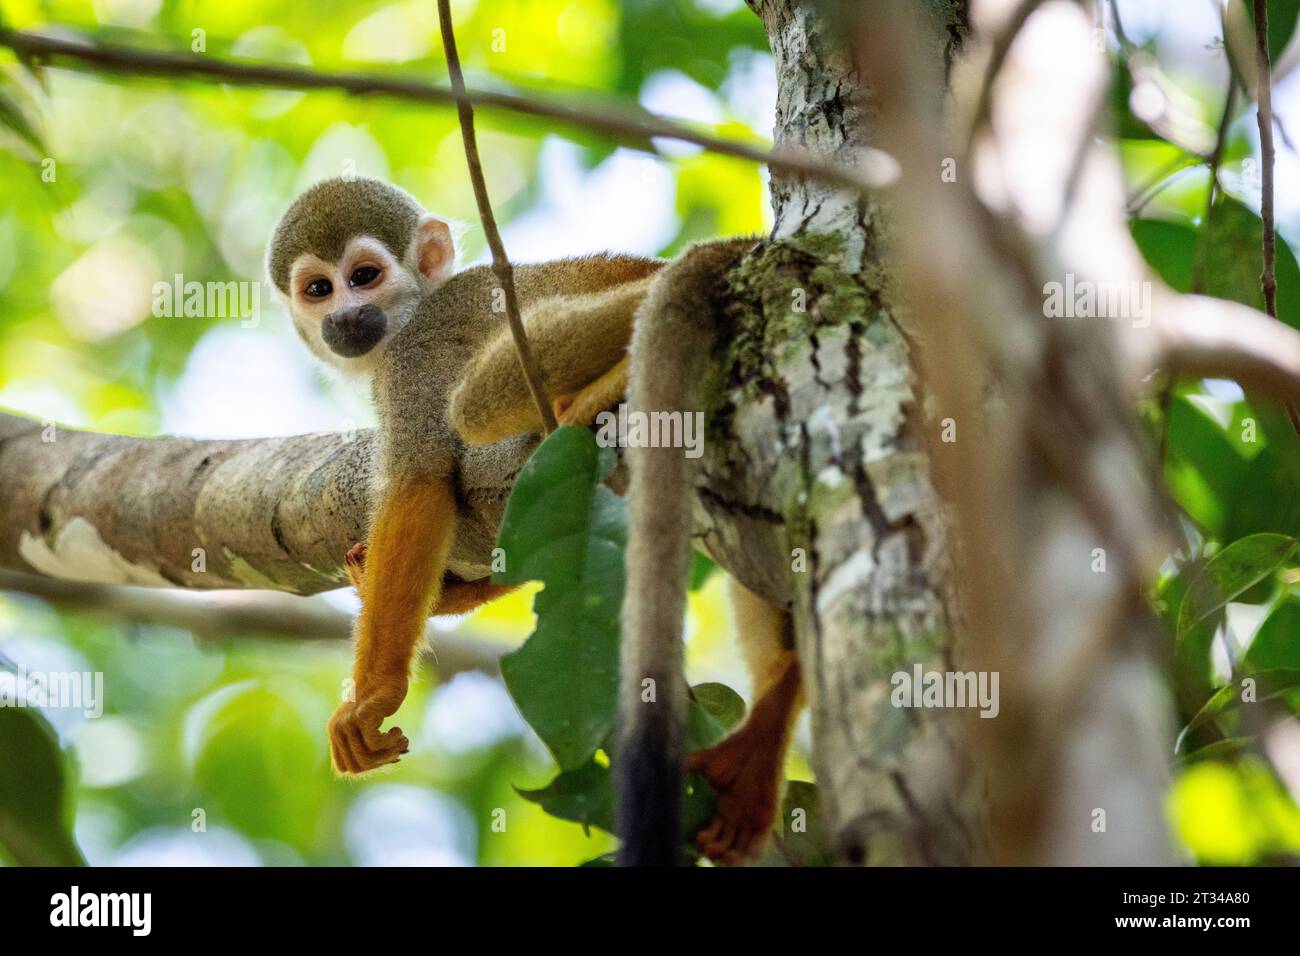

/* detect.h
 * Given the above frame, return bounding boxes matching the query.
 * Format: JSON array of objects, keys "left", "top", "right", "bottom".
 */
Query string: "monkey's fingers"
[
  {"left": 328, "top": 702, "right": 406, "bottom": 774},
  {"left": 344, "top": 542, "right": 368, "bottom": 590}
]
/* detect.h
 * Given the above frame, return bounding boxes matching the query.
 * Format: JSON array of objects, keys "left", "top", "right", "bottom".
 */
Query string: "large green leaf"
[
  {"left": 496, "top": 427, "right": 627, "bottom": 770},
  {"left": 1176, "top": 534, "right": 1298, "bottom": 641},
  {"left": 0, "top": 706, "right": 85, "bottom": 866}
]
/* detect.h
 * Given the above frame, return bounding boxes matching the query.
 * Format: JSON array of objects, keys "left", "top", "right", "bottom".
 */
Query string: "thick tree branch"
[{"left": 0, "top": 412, "right": 530, "bottom": 592}]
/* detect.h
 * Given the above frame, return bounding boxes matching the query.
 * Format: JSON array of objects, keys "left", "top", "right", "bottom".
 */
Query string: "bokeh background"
[{"left": 0, "top": 0, "right": 1298, "bottom": 865}]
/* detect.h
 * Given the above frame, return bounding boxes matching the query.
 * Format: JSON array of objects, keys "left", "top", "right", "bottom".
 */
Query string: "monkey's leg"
[
  {"left": 328, "top": 477, "right": 455, "bottom": 775},
  {"left": 686, "top": 579, "right": 803, "bottom": 864},
  {"left": 344, "top": 542, "right": 516, "bottom": 616},
  {"left": 553, "top": 355, "right": 629, "bottom": 427},
  {"left": 450, "top": 276, "right": 655, "bottom": 445}
]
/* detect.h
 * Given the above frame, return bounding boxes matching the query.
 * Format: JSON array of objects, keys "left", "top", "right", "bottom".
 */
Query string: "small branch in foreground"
[
  {"left": 1251, "top": 0, "right": 1300, "bottom": 432},
  {"left": 0, "top": 570, "right": 505, "bottom": 678},
  {"left": 0, "top": 27, "right": 884, "bottom": 195},
  {"left": 436, "top": 0, "right": 555, "bottom": 434},
  {"left": 1254, "top": 0, "right": 1279, "bottom": 318}
]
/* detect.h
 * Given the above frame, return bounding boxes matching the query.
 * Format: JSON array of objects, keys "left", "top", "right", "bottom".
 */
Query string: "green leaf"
[
  {"left": 1176, "top": 534, "right": 1298, "bottom": 641},
  {"left": 1250, "top": 0, "right": 1300, "bottom": 62},
  {"left": 1175, "top": 669, "right": 1300, "bottom": 753},
  {"left": 1132, "top": 201, "right": 1300, "bottom": 333},
  {"left": 516, "top": 759, "right": 615, "bottom": 834},
  {"left": 1162, "top": 393, "right": 1247, "bottom": 535},
  {"left": 0, "top": 707, "right": 85, "bottom": 866},
  {"left": 687, "top": 552, "right": 717, "bottom": 591},
  {"left": 1131, "top": 218, "right": 1196, "bottom": 292},
  {"left": 690, "top": 682, "right": 746, "bottom": 732},
  {"left": 1176, "top": 737, "right": 1253, "bottom": 765},
  {"left": 773, "top": 781, "right": 835, "bottom": 867},
  {"left": 497, "top": 427, "right": 626, "bottom": 770},
  {"left": 1245, "top": 599, "right": 1300, "bottom": 671}
]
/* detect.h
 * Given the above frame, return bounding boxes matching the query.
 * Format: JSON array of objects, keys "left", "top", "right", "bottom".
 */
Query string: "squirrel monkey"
[
  {"left": 268, "top": 177, "right": 658, "bottom": 775},
  {"left": 270, "top": 177, "right": 802, "bottom": 864}
]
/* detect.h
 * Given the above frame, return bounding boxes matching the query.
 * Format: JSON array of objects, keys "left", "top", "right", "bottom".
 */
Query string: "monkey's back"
[{"left": 374, "top": 253, "right": 662, "bottom": 580}]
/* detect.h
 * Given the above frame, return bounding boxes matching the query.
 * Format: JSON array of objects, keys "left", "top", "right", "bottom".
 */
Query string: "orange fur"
[
  {"left": 553, "top": 355, "right": 630, "bottom": 426},
  {"left": 686, "top": 582, "right": 803, "bottom": 864},
  {"left": 328, "top": 478, "right": 455, "bottom": 774}
]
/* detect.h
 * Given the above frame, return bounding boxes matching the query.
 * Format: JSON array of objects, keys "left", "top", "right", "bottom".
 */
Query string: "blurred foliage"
[
  {"left": 1120, "top": 0, "right": 1300, "bottom": 864},
  {"left": 0, "top": 0, "right": 774, "bottom": 867}
]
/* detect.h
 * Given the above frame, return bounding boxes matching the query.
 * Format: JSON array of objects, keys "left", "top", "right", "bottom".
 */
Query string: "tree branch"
[
  {"left": 0, "top": 569, "right": 504, "bottom": 678},
  {"left": 0, "top": 26, "right": 885, "bottom": 196},
  {"left": 436, "top": 0, "right": 555, "bottom": 435}
]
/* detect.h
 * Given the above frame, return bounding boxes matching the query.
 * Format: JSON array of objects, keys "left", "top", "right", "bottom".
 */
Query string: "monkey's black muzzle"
[{"left": 322, "top": 304, "right": 387, "bottom": 357}]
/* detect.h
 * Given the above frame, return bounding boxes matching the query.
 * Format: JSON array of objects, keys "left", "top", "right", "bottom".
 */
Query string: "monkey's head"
[{"left": 267, "top": 177, "right": 456, "bottom": 374}]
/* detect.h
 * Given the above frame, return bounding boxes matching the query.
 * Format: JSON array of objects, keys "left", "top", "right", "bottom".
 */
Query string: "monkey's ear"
[{"left": 416, "top": 216, "right": 455, "bottom": 285}]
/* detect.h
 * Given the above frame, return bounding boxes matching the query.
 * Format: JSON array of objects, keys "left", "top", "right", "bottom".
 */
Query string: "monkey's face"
[{"left": 283, "top": 218, "right": 454, "bottom": 375}]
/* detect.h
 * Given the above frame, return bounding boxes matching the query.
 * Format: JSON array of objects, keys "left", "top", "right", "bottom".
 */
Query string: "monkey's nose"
[{"left": 323, "top": 304, "right": 387, "bottom": 357}]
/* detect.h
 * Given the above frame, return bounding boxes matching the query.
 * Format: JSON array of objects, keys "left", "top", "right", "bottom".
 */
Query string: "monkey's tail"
[{"left": 616, "top": 238, "right": 753, "bottom": 867}]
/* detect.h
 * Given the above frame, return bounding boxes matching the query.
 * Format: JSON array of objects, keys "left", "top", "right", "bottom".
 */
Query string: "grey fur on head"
[{"left": 267, "top": 177, "right": 424, "bottom": 294}]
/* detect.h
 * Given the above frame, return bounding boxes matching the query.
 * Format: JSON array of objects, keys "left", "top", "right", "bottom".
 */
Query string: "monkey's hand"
[
  {"left": 328, "top": 677, "right": 410, "bottom": 775},
  {"left": 344, "top": 542, "right": 367, "bottom": 590}
]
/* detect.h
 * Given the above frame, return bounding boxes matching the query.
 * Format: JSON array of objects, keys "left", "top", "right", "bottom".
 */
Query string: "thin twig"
[
  {"left": 0, "top": 27, "right": 882, "bottom": 196},
  {"left": 1252, "top": 1, "right": 1300, "bottom": 432},
  {"left": 1107, "top": 0, "right": 1133, "bottom": 51},
  {"left": 436, "top": 0, "right": 555, "bottom": 434},
  {"left": 1254, "top": 1, "right": 1278, "bottom": 318},
  {"left": 1191, "top": 76, "right": 1236, "bottom": 294}
]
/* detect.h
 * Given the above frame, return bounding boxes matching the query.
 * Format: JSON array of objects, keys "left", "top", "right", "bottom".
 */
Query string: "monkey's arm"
[
  {"left": 449, "top": 274, "right": 656, "bottom": 445},
  {"left": 328, "top": 476, "right": 455, "bottom": 774}
]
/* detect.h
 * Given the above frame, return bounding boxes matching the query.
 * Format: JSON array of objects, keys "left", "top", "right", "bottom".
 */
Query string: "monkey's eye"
[
  {"left": 304, "top": 278, "right": 333, "bottom": 298},
  {"left": 349, "top": 265, "right": 381, "bottom": 288}
]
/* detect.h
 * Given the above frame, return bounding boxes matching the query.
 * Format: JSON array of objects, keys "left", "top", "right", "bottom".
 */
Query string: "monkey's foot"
[
  {"left": 345, "top": 542, "right": 367, "bottom": 590},
  {"left": 685, "top": 661, "right": 801, "bottom": 864},
  {"left": 552, "top": 356, "right": 629, "bottom": 428},
  {"left": 685, "top": 724, "right": 786, "bottom": 864},
  {"left": 328, "top": 681, "right": 409, "bottom": 774}
]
